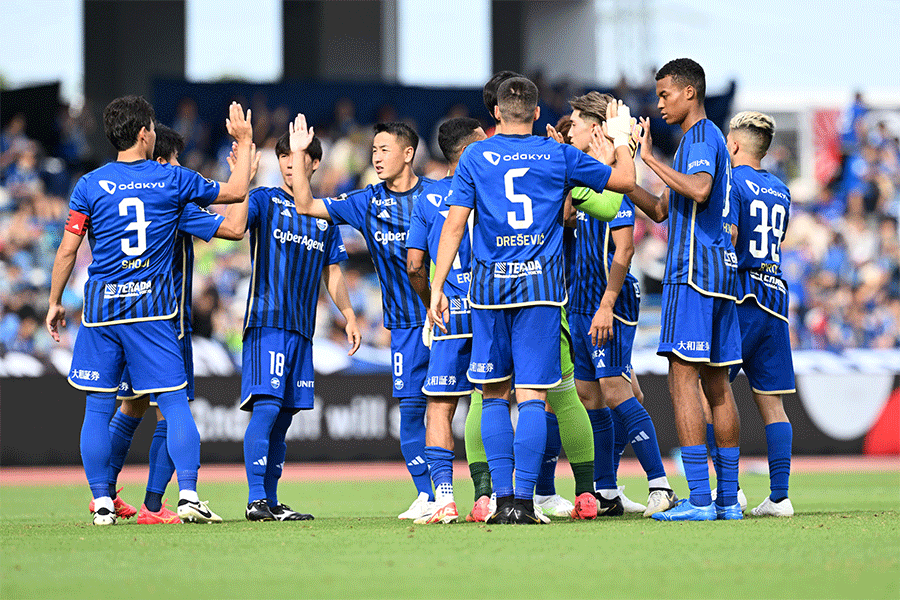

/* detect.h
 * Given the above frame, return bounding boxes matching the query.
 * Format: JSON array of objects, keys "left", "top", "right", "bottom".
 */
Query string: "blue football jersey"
[
  {"left": 324, "top": 177, "right": 434, "bottom": 329},
  {"left": 663, "top": 119, "right": 737, "bottom": 298},
  {"left": 173, "top": 203, "right": 223, "bottom": 338},
  {"left": 244, "top": 187, "right": 348, "bottom": 339},
  {"left": 447, "top": 134, "right": 612, "bottom": 308},
  {"left": 729, "top": 165, "right": 791, "bottom": 320},
  {"left": 69, "top": 160, "right": 220, "bottom": 325},
  {"left": 407, "top": 176, "right": 473, "bottom": 337},
  {"left": 569, "top": 196, "right": 640, "bottom": 323}
]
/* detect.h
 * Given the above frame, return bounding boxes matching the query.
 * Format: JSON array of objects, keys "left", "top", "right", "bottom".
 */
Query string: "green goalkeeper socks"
[
  {"left": 546, "top": 373, "right": 595, "bottom": 496},
  {"left": 465, "top": 390, "right": 492, "bottom": 499}
]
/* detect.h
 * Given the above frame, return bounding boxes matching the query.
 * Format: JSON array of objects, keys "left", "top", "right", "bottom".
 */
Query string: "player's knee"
[{"left": 120, "top": 396, "right": 149, "bottom": 418}]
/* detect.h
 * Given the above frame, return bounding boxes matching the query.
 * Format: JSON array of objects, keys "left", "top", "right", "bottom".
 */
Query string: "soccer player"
[
  {"left": 726, "top": 111, "right": 795, "bottom": 517},
  {"left": 565, "top": 92, "right": 678, "bottom": 518},
  {"left": 627, "top": 59, "right": 743, "bottom": 521},
  {"left": 94, "top": 126, "right": 256, "bottom": 524},
  {"left": 430, "top": 77, "right": 637, "bottom": 524},
  {"left": 291, "top": 121, "right": 435, "bottom": 519},
  {"left": 46, "top": 96, "right": 254, "bottom": 524},
  {"left": 406, "top": 117, "right": 485, "bottom": 524},
  {"left": 242, "top": 116, "right": 361, "bottom": 521},
  {"left": 474, "top": 71, "right": 600, "bottom": 521}
]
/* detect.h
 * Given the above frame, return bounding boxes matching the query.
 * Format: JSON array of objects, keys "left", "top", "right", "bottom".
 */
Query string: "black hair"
[
  {"left": 103, "top": 95, "right": 156, "bottom": 151},
  {"left": 373, "top": 122, "right": 419, "bottom": 158},
  {"left": 483, "top": 70, "right": 524, "bottom": 118},
  {"left": 496, "top": 77, "right": 539, "bottom": 124},
  {"left": 437, "top": 117, "right": 482, "bottom": 162},
  {"left": 152, "top": 124, "right": 185, "bottom": 162},
  {"left": 656, "top": 58, "right": 706, "bottom": 102},
  {"left": 275, "top": 132, "right": 323, "bottom": 162}
]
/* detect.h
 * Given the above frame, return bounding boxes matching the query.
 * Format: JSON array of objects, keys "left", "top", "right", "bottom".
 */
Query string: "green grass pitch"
[{"left": 2, "top": 472, "right": 898, "bottom": 599}]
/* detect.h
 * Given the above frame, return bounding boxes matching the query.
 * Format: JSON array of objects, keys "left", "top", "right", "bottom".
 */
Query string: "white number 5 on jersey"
[{"left": 505, "top": 168, "right": 533, "bottom": 230}]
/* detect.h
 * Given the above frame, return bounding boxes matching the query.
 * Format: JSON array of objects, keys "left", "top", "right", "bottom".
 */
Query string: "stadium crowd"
[{"left": 2, "top": 88, "right": 898, "bottom": 366}]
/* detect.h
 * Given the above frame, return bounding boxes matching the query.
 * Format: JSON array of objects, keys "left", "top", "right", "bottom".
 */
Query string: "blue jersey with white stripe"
[
  {"left": 569, "top": 196, "right": 640, "bottom": 323},
  {"left": 324, "top": 177, "right": 433, "bottom": 329},
  {"left": 729, "top": 165, "right": 791, "bottom": 320},
  {"left": 173, "top": 204, "right": 223, "bottom": 338},
  {"left": 245, "top": 187, "right": 347, "bottom": 339},
  {"left": 664, "top": 119, "right": 737, "bottom": 298},
  {"left": 407, "top": 176, "right": 473, "bottom": 338},
  {"left": 70, "top": 160, "right": 220, "bottom": 326},
  {"left": 447, "top": 134, "right": 612, "bottom": 308}
]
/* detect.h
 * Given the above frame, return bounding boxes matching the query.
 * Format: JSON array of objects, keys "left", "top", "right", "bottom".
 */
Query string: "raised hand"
[
  {"left": 226, "top": 141, "right": 261, "bottom": 179},
  {"left": 591, "top": 127, "right": 616, "bottom": 165},
  {"left": 638, "top": 116, "right": 654, "bottom": 163},
  {"left": 225, "top": 102, "right": 253, "bottom": 144},
  {"left": 289, "top": 113, "right": 314, "bottom": 153},
  {"left": 546, "top": 123, "right": 565, "bottom": 144},
  {"left": 605, "top": 99, "right": 634, "bottom": 146}
]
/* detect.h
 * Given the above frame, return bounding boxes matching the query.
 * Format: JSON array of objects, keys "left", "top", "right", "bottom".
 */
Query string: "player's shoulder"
[{"left": 250, "top": 185, "right": 282, "bottom": 199}]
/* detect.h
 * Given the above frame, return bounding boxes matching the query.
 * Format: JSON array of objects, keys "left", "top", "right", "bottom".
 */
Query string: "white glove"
[
  {"left": 422, "top": 320, "right": 433, "bottom": 349},
  {"left": 605, "top": 103, "right": 634, "bottom": 149}
]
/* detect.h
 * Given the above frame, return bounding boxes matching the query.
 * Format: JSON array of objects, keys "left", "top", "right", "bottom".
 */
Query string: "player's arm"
[
  {"left": 406, "top": 248, "right": 431, "bottom": 309},
  {"left": 288, "top": 113, "right": 332, "bottom": 221},
  {"left": 322, "top": 263, "right": 362, "bottom": 356},
  {"left": 46, "top": 227, "right": 85, "bottom": 342},
  {"left": 572, "top": 187, "right": 625, "bottom": 221},
  {"left": 216, "top": 142, "right": 262, "bottom": 239},
  {"left": 629, "top": 184, "right": 669, "bottom": 223},
  {"left": 637, "top": 116, "right": 712, "bottom": 204},
  {"left": 212, "top": 103, "right": 254, "bottom": 205},
  {"left": 590, "top": 225, "right": 634, "bottom": 347},
  {"left": 730, "top": 223, "right": 738, "bottom": 248},
  {"left": 430, "top": 205, "right": 470, "bottom": 333}
]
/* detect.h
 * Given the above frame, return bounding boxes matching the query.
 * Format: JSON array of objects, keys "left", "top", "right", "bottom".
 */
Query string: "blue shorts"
[
  {"left": 241, "top": 327, "right": 315, "bottom": 412},
  {"left": 389, "top": 326, "right": 430, "bottom": 398},
  {"left": 570, "top": 312, "right": 635, "bottom": 382},
  {"left": 658, "top": 284, "right": 741, "bottom": 366},
  {"left": 729, "top": 300, "right": 796, "bottom": 394},
  {"left": 119, "top": 333, "right": 194, "bottom": 402},
  {"left": 423, "top": 336, "right": 474, "bottom": 396},
  {"left": 68, "top": 319, "right": 187, "bottom": 395},
  {"left": 469, "top": 305, "right": 561, "bottom": 389}
]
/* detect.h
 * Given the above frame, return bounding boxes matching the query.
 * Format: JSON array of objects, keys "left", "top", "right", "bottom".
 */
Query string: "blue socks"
[
  {"left": 265, "top": 409, "right": 294, "bottom": 506},
  {"left": 243, "top": 396, "right": 281, "bottom": 503},
  {"left": 107, "top": 411, "right": 142, "bottom": 497},
  {"left": 588, "top": 408, "right": 616, "bottom": 491},
  {"left": 154, "top": 390, "right": 200, "bottom": 493},
  {"left": 513, "top": 400, "right": 547, "bottom": 500},
  {"left": 399, "top": 398, "right": 433, "bottom": 501},
  {"left": 535, "top": 412, "right": 561, "bottom": 496},
  {"left": 681, "top": 444, "right": 712, "bottom": 506},
  {"left": 81, "top": 392, "right": 118, "bottom": 500},
  {"left": 611, "top": 409, "right": 628, "bottom": 474},
  {"left": 424, "top": 446, "right": 455, "bottom": 499},
  {"left": 612, "top": 397, "right": 666, "bottom": 481},
  {"left": 716, "top": 446, "right": 740, "bottom": 507},
  {"left": 481, "top": 397, "right": 515, "bottom": 497},
  {"left": 765, "top": 422, "right": 792, "bottom": 501},
  {"left": 145, "top": 419, "right": 174, "bottom": 512}
]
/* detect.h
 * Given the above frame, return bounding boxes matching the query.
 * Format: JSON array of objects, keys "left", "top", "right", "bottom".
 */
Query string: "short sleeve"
[
  {"left": 325, "top": 222, "right": 348, "bottom": 265},
  {"left": 685, "top": 142, "right": 716, "bottom": 177},
  {"left": 69, "top": 177, "right": 90, "bottom": 215},
  {"left": 727, "top": 179, "right": 742, "bottom": 229},
  {"left": 174, "top": 166, "right": 220, "bottom": 208},
  {"left": 406, "top": 198, "right": 429, "bottom": 251},
  {"left": 178, "top": 202, "right": 223, "bottom": 242},
  {"left": 324, "top": 188, "right": 369, "bottom": 229},
  {"left": 609, "top": 195, "right": 636, "bottom": 229},
  {"left": 447, "top": 150, "right": 475, "bottom": 209},
  {"left": 564, "top": 145, "right": 612, "bottom": 194}
]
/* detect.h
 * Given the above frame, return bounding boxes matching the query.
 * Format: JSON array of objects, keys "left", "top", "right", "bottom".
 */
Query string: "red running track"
[{"left": 1, "top": 456, "right": 897, "bottom": 487}]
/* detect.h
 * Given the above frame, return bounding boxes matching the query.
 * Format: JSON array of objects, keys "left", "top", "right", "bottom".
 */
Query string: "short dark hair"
[
  {"left": 103, "top": 95, "right": 156, "bottom": 151},
  {"left": 483, "top": 70, "right": 524, "bottom": 117},
  {"left": 568, "top": 92, "right": 614, "bottom": 125},
  {"left": 152, "top": 124, "right": 185, "bottom": 162},
  {"left": 497, "top": 77, "right": 539, "bottom": 124},
  {"left": 437, "top": 117, "right": 482, "bottom": 163},
  {"left": 373, "top": 122, "right": 419, "bottom": 158},
  {"left": 275, "top": 132, "right": 323, "bottom": 162},
  {"left": 656, "top": 58, "right": 706, "bottom": 102}
]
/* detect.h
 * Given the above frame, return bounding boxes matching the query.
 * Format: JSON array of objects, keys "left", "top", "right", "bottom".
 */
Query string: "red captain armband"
[{"left": 65, "top": 209, "right": 89, "bottom": 236}]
